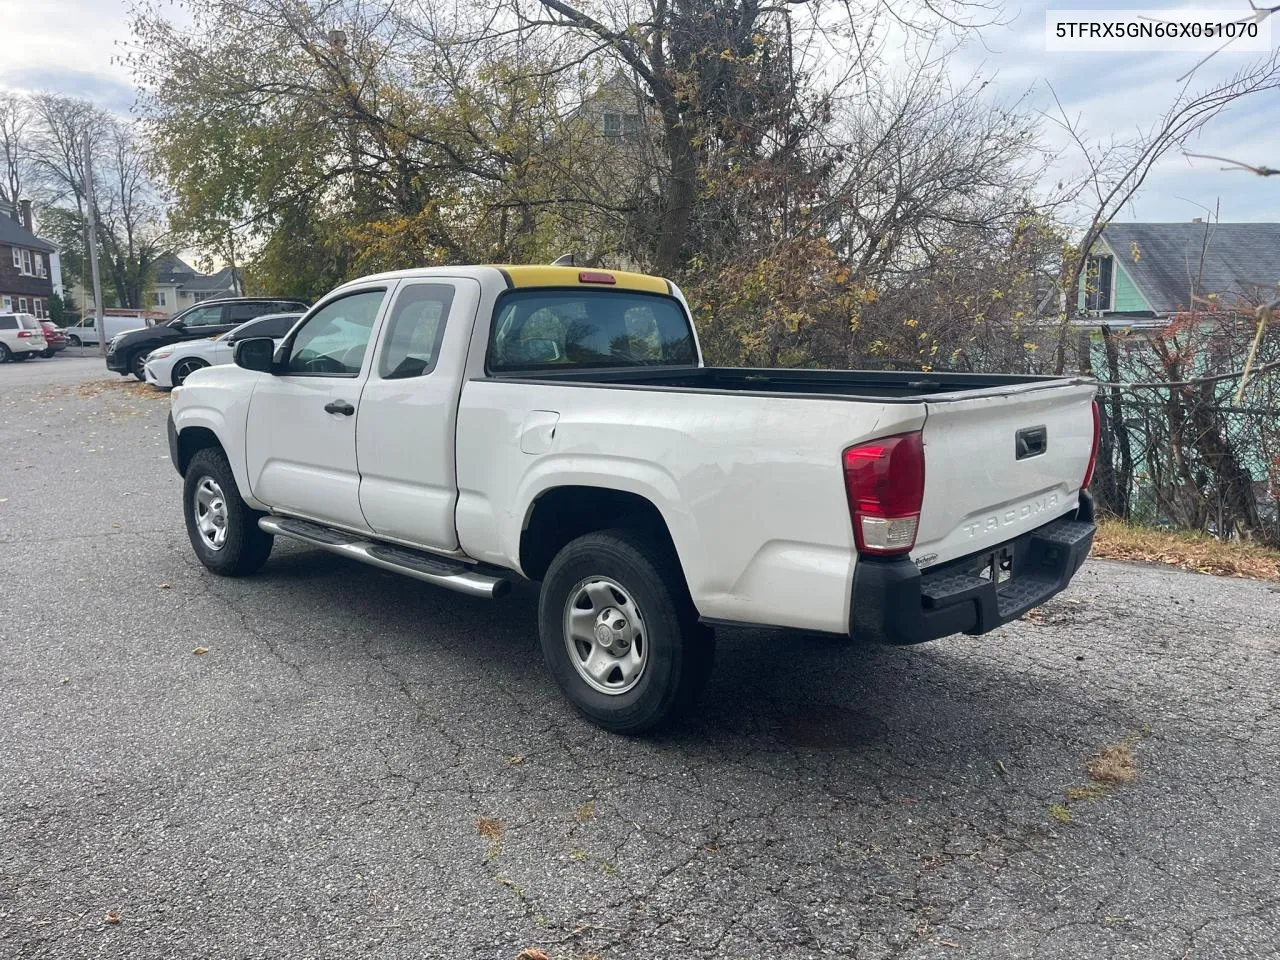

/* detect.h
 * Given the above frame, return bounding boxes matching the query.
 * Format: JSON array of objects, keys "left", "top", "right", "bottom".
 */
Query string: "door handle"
[
  {"left": 324, "top": 399, "right": 355, "bottom": 416},
  {"left": 1015, "top": 426, "right": 1047, "bottom": 460}
]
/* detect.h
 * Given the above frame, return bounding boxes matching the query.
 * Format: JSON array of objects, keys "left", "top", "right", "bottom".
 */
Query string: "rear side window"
[
  {"left": 0, "top": 316, "right": 16, "bottom": 330},
  {"left": 19, "top": 315, "right": 39, "bottom": 329},
  {"left": 226, "top": 302, "right": 270, "bottom": 323},
  {"left": 488, "top": 289, "right": 695, "bottom": 373},
  {"left": 379, "top": 284, "right": 454, "bottom": 379}
]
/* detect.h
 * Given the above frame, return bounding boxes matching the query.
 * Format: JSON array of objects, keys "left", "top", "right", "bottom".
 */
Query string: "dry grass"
[
  {"left": 476, "top": 816, "right": 504, "bottom": 839},
  {"left": 1085, "top": 743, "right": 1137, "bottom": 785},
  {"left": 1047, "top": 805, "right": 1072, "bottom": 824},
  {"left": 1093, "top": 518, "right": 1280, "bottom": 582}
]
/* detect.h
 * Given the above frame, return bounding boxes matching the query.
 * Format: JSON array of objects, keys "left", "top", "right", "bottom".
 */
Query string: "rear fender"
[{"left": 511, "top": 456, "right": 701, "bottom": 584}]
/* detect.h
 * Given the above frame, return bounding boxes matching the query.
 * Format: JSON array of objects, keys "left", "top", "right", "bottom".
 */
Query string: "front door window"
[{"left": 284, "top": 290, "right": 385, "bottom": 377}]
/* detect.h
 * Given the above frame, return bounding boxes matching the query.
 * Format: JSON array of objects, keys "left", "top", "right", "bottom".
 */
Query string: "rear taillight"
[
  {"left": 16, "top": 330, "right": 31, "bottom": 338},
  {"left": 1082, "top": 400, "right": 1101, "bottom": 489},
  {"left": 842, "top": 431, "right": 925, "bottom": 555}
]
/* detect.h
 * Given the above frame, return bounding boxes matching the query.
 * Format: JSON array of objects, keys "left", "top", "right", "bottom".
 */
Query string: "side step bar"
[{"left": 258, "top": 516, "right": 512, "bottom": 600}]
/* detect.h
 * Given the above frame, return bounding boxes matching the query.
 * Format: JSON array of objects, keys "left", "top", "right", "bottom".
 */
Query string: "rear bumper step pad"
[{"left": 850, "top": 505, "right": 1095, "bottom": 646}]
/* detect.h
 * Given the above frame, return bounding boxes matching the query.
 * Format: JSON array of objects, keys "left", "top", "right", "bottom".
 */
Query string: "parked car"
[
  {"left": 144, "top": 312, "right": 303, "bottom": 388},
  {"left": 108, "top": 297, "right": 310, "bottom": 380},
  {"left": 39, "top": 321, "right": 67, "bottom": 357},
  {"left": 167, "top": 265, "right": 1099, "bottom": 733},
  {"left": 0, "top": 312, "right": 48, "bottom": 361},
  {"left": 63, "top": 315, "right": 148, "bottom": 347}
]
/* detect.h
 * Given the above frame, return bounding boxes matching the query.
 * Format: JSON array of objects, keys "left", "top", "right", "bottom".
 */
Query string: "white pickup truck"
[{"left": 167, "top": 265, "right": 1099, "bottom": 732}]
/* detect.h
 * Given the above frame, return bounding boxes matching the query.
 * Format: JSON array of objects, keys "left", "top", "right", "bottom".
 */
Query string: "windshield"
[{"left": 488, "top": 289, "right": 696, "bottom": 373}]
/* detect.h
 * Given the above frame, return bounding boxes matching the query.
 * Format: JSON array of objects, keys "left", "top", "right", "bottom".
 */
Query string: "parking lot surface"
[{"left": 2, "top": 364, "right": 1278, "bottom": 959}]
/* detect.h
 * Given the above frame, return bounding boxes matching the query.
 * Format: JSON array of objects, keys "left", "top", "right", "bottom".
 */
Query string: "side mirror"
[
  {"left": 234, "top": 337, "right": 276, "bottom": 372},
  {"left": 169, "top": 318, "right": 185, "bottom": 330}
]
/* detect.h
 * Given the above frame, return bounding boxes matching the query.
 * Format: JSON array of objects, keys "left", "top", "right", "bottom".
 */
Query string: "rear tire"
[
  {"left": 42, "top": 348, "right": 54, "bottom": 358},
  {"left": 183, "top": 447, "right": 274, "bottom": 576},
  {"left": 538, "top": 528, "right": 714, "bottom": 734}
]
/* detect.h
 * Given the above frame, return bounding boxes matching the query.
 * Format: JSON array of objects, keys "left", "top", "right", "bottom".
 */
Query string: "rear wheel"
[
  {"left": 42, "top": 348, "right": 54, "bottom": 358},
  {"left": 538, "top": 528, "right": 714, "bottom": 734},
  {"left": 183, "top": 447, "right": 274, "bottom": 576},
  {"left": 172, "top": 357, "right": 208, "bottom": 387}
]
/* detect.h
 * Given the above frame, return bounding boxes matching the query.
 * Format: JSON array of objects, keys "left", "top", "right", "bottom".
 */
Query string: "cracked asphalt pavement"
[{"left": 2, "top": 362, "right": 1279, "bottom": 959}]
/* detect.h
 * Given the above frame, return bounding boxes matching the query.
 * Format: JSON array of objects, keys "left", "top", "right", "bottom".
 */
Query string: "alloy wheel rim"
[
  {"left": 563, "top": 576, "right": 648, "bottom": 695},
  {"left": 174, "top": 360, "right": 201, "bottom": 385},
  {"left": 192, "top": 476, "right": 229, "bottom": 551}
]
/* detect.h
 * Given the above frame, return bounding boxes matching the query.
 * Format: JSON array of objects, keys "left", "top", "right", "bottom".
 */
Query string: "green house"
[{"left": 1079, "top": 221, "right": 1280, "bottom": 326}]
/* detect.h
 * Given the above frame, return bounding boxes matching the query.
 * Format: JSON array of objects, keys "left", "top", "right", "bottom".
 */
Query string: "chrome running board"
[{"left": 258, "top": 516, "right": 512, "bottom": 600}]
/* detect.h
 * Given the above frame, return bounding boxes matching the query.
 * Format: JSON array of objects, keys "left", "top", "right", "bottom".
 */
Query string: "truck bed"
[{"left": 489, "top": 365, "right": 1082, "bottom": 401}]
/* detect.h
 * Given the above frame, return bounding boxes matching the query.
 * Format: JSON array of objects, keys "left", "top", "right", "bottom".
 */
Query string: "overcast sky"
[{"left": 1, "top": 0, "right": 1277, "bottom": 224}]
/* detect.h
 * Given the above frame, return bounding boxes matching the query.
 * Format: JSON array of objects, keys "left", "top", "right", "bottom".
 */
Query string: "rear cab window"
[{"left": 487, "top": 289, "right": 696, "bottom": 374}]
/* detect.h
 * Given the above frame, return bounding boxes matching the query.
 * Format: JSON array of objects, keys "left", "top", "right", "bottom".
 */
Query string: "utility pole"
[{"left": 83, "top": 137, "right": 105, "bottom": 356}]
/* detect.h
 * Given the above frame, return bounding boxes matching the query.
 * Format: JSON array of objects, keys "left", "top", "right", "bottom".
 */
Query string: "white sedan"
[{"left": 144, "top": 312, "right": 302, "bottom": 388}]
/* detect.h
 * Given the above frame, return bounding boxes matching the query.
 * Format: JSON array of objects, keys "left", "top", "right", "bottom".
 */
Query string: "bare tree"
[
  {"left": 96, "top": 120, "right": 168, "bottom": 308},
  {"left": 0, "top": 93, "right": 33, "bottom": 207}
]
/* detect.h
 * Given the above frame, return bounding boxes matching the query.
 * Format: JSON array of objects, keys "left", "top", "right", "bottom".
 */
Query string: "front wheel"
[
  {"left": 538, "top": 528, "right": 714, "bottom": 734},
  {"left": 67, "top": 335, "right": 82, "bottom": 347},
  {"left": 130, "top": 350, "right": 149, "bottom": 381},
  {"left": 183, "top": 447, "right": 274, "bottom": 576},
  {"left": 171, "top": 357, "right": 207, "bottom": 387}
]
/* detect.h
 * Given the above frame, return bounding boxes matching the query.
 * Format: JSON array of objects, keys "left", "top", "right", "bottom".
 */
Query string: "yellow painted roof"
[{"left": 494, "top": 265, "right": 670, "bottom": 295}]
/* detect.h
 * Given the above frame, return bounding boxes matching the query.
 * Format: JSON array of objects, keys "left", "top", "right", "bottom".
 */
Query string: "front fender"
[{"left": 170, "top": 368, "right": 265, "bottom": 510}]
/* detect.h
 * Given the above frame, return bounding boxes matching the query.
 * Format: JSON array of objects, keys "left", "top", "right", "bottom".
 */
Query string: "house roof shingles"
[
  {"left": 180, "top": 267, "right": 239, "bottom": 293},
  {"left": 1102, "top": 222, "right": 1280, "bottom": 314},
  {"left": 0, "top": 214, "right": 57, "bottom": 253},
  {"left": 154, "top": 253, "right": 199, "bottom": 284}
]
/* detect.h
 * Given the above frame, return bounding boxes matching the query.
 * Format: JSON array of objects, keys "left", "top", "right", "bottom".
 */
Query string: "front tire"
[
  {"left": 172, "top": 357, "right": 207, "bottom": 387},
  {"left": 538, "top": 528, "right": 714, "bottom": 734},
  {"left": 68, "top": 335, "right": 82, "bottom": 347},
  {"left": 0, "top": 344, "right": 10, "bottom": 362},
  {"left": 183, "top": 447, "right": 274, "bottom": 576},
  {"left": 130, "top": 350, "right": 149, "bottom": 381}
]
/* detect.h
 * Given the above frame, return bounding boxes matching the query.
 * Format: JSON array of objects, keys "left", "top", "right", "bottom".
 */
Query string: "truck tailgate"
[{"left": 913, "top": 381, "right": 1096, "bottom": 567}]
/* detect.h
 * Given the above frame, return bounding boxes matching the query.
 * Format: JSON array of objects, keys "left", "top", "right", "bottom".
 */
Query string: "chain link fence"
[
  {"left": 1087, "top": 315, "right": 1280, "bottom": 547},
  {"left": 1092, "top": 393, "right": 1279, "bottom": 545}
]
